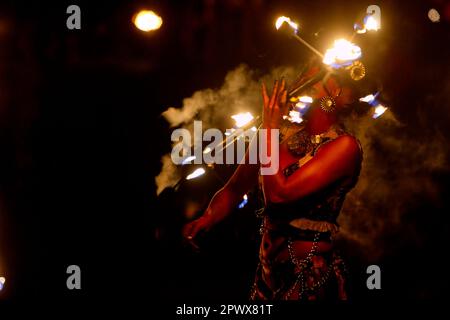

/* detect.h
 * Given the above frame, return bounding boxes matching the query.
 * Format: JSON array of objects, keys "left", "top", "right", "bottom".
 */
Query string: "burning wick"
[
  {"left": 181, "top": 155, "right": 196, "bottom": 165},
  {"left": 231, "top": 112, "right": 254, "bottom": 128},
  {"left": 359, "top": 92, "right": 379, "bottom": 105},
  {"left": 275, "top": 16, "right": 299, "bottom": 32},
  {"left": 299, "top": 96, "right": 313, "bottom": 103},
  {"left": 186, "top": 168, "right": 206, "bottom": 180},
  {"left": 364, "top": 16, "right": 380, "bottom": 31},
  {"left": 323, "top": 39, "right": 361, "bottom": 68},
  {"left": 355, "top": 14, "right": 380, "bottom": 34},
  {"left": 359, "top": 93, "right": 386, "bottom": 118},
  {"left": 275, "top": 16, "right": 324, "bottom": 59},
  {"left": 373, "top": 104, "right": 388, "bottom": 119},
  {"left": 283, "top": 110, "right": 303, "bottom": 124},
  {"left": 286, "top": 95, "right": 313, "bottom": 121}
]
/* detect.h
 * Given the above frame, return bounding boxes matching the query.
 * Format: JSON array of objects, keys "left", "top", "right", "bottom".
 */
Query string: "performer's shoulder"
[
  {"left": 323, "top": 134, "right": 362, "bottom": 160},
  {"left": 336, "top": 134, "right": 363, "bottom": 160}
]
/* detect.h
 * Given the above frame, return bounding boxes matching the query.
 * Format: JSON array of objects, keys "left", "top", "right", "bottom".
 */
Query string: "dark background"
[{"left": 0, "top": 0, "right": 449, "bottom": 307}]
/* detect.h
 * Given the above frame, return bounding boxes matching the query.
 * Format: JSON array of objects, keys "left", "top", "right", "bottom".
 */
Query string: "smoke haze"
[{"left": 156, "top": 64, "right": 448, "bottom": 261}]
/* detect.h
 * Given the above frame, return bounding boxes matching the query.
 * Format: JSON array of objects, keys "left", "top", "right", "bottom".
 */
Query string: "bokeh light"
[
  {"left": 133, "top": 10, "right": 163, "bottom": 32},
  {"left": 428, "top": 8, "right": 440, "bottom": 23}
]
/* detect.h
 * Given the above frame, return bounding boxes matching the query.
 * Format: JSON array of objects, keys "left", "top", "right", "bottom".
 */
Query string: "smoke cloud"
[
  {"left": 155, "top": 64, "right": 298, "bottom": 194},
  {"left": 339, "top": 111, "right": 448, "bottom": 260},
  {"left": 155, "top": 154, "right": 181, "bottom": 195}
]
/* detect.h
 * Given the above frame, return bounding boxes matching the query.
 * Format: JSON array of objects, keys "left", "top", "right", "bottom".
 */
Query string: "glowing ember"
[
  {"left": 373, "top": 104, "right": 388, "bottom": 119},
  {"left": 133, "top": 10, "right": 163, "bottom": 32},
  {"left": 186, "top": 168, "right": 206, "bottom": 180},
  {"left": 299, "top": 96, "right": 313, "bottom": 103},
  {"left": 181, "top": 155, "right": 196, "bottom": 165},
  {"left": 323, "top": 39, "right": 361, "bottom": 68},
  {"left": 275, "top": 16, "right": 298, "bottom": 32},
  {"left": 231, "top": 112, "right": 254, "bottom": 128}
]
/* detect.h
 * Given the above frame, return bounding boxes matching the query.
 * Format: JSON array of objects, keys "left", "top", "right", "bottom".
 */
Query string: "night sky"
[{"left": 0, "top": 0, "right": 449, "bottom": 308}]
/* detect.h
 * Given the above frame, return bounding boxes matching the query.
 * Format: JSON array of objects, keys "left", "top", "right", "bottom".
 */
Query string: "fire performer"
[
  {"left": 183, "top": 12, "right": 383, "bottom": 300},
  {"left": 184, "top": 63, "right": 366, "bottom": 300}
]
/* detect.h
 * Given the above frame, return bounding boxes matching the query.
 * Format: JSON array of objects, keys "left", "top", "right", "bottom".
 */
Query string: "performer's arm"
[
  {"left": 182, "top": 150, "right": 259, "bottom": 246},
  {"left": 262, "top": 134, "right": 361, "bottom": 203}
]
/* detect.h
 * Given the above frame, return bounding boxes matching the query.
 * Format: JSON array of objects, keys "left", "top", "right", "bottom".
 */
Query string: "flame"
[
  {"left": 364, "top": 15, "right": 379, "bottom": 31},
  {"left": 354, "top": 23, "right": 365, "bottom": 34},
  {"left": 355, "top": 15, "right": 380, "bottom": 34},
  {"left": 186, "top": 168, "right": 206, "bottom": 180},
  {"left": 299, "top": 96, "right": 313, "bottom": 103},
  {"left": 231, "top": 112, "right": 254, "bottom": 128},
  {"left": 181, "top": 155, "right": 196, "bottom": 165},
  {"left": 251, "top": 126, "right": 257, "bottom": 132},
  {"left": 238, "top": 194, "right": 249, "bottom": 209},
  {"left": 359, "top": 94, "right": 376, "bottom": 103},
  {"left": 323, "top": 39, "right": 361, "bottom": 68},
  {"left": 296, "top": 102, "right": 308, "bottom": 109},
  {"left": 359, "top": 93, "right": 379, "bottom": 105},
  {"left": 373, "top": 104, "right": 388, "bottom": 119},
  {"left": 285, "top": 110, "right": 303, "bottom": 124},
  {"left": 133, "top": 10, "right": 163, "bottom": 32},
  {"left": 275, "top": 16, "right": 298, "bottom": 32}
]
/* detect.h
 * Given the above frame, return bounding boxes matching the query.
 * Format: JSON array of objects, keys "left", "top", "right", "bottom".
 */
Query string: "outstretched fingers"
[
  {"left": 269, "top": 79, "right": 279, "bottom": 109},
  {"left": 279, "top": 88, "right": 288, "bottom": 116},
  {"left": 278, "top": 79, "right": 286, "bottom": 99},
  {"left": 262, "top": 82, "right": 269, "bottom": 107}
]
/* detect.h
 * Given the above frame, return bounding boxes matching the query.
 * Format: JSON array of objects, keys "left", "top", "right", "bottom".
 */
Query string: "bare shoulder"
[
  {"left": 334, "top": 134, "right": 361, "bottom": 152},
  {"left": 318, "top": 134, "right": 362, "bottom": 161}
]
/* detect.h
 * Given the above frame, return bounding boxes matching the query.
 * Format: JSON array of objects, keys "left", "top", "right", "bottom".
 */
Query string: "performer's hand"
[
  {"left": 182, "top": 215, "right": 213, "bottom": 251},
  {"left": 262, "top": 79, "right": 288, "bottom": 129}
]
